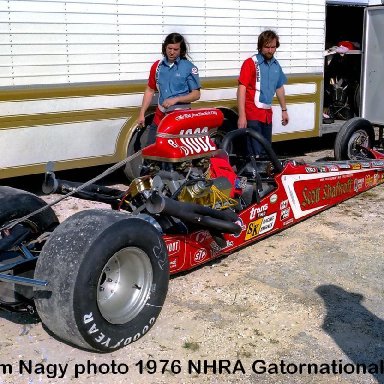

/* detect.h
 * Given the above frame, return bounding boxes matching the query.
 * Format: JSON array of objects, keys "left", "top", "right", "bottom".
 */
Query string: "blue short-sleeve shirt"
[
  {"left": 156, "top": 57, "right": 200, "bottom": 105},
  {"left": 256, "top": 53, "right": 287, "bottom": 105}
]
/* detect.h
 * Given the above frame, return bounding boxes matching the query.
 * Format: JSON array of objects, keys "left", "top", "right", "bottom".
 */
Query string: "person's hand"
[
  {"left": 137, "top": 114, "right": 145, "bottom": 128},
  {"left": 281, "top": 110, "right": 289, "bottom": 126},
  {"left": 162, "top": 97, "right": 178, "bottom": 109},
  {"left": 237, "top": 115, "right": 247, "bottom": 129}
]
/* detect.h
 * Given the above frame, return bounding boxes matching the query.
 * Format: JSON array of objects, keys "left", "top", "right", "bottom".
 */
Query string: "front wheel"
[
  {"left": 0, "top": 186, "right": 59, "bottom": 309},
  {"left": 34, "top": 210, "right": 169, "bottom": 352},
  {"left": 334, "top": 117, "right": 375, "bottom": 160}
]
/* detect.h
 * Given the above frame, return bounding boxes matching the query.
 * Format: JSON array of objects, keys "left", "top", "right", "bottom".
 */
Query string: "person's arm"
[
  {"left": 276, "top": 85, "right": 289, "bottom": 126},
  {"left": 237, "top": 83, "right": 247, "bottom": 129},
  {"left": 138, "top": 86, "right": 156, "bottom": 126},
  {"left": 161, "top": 89, "right": 200, "bottom": 109}
]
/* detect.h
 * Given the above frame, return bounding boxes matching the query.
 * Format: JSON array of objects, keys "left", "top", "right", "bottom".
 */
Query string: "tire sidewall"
[
  {"left": 73, "top": 218, "right": 169, "bottom": 351},
  {"left": 334, "top": 118, "right": 375, "bottom": 160},
  {"left": 0, "top": 186, "right": 58, "bottom": 231}
]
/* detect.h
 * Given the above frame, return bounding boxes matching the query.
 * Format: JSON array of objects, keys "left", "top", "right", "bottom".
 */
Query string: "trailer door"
[{"left": 360, "top": 5, "right": 384, "bottom": 125}]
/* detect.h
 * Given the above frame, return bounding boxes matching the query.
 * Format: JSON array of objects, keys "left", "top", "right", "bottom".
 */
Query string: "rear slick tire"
[{"left": 34, "top": 209, "right": 169, "bottom": 352}]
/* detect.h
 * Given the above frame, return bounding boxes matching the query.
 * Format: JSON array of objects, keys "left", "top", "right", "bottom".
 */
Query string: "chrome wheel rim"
[
  {"left": 348, "top": 129, "right": 370, "bottom": 159},
  {"left": 97, "top": 247, "right": 153, "bottom": 324}
]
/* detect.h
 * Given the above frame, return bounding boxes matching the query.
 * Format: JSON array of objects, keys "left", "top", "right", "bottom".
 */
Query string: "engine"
[
  {"left": 123, "top": 108, "right": 242, "bottom": 214},
  {"left": 123, "top": 156, "right": 237, "bottom": 210}
]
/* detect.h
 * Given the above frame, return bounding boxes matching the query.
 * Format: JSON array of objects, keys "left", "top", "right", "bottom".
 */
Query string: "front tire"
[
  {"left": 0, "top": 186, "right": 58, "bottom": 308},
  {"left": 34, "top": 209, "right": 169, "bottom": 352},
  {"left": 334, "top": 117, "right": 375, "bottom": 160},
  {"left": 0, "top": 186, "right": 58, "bottom": 232}
]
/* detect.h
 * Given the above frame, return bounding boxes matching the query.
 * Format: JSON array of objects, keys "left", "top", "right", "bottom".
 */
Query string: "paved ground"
[{"left": 1, "top": 135, "right": 384, "bottom": 384}]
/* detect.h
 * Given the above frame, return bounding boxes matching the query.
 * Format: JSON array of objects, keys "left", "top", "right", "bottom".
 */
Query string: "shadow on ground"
[{"left": 316, "top": 284, "right": 384, "bottom": 384}]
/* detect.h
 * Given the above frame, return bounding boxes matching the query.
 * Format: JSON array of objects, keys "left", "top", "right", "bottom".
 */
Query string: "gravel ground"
[{"left": 1, "top": 137, "right": 384, "bottom": 384}]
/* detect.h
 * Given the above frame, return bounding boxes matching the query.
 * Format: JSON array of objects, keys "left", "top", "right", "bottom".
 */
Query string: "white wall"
[{"left": 0, "top": 0, "right": 326, "bottom": 87}]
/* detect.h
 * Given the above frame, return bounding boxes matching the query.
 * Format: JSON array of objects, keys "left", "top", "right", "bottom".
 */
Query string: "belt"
[{"left": 158, "top": 103, "right": 191, "bottom": 113}]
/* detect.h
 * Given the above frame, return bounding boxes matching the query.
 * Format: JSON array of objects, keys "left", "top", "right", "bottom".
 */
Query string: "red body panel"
[
  {"left": 142, "top": 108, "right": 223, "bottom": 161},
  {"left": 164, "top": 160, "right": 384, "bottom": 274}
]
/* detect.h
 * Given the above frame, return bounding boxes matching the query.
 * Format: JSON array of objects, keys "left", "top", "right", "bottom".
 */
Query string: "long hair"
[
  {"left": 257, "top": 30, "right": 280, "bottom": 52},
  {"left": 162, "top": 32, "right": 189, "bottom": 59}
]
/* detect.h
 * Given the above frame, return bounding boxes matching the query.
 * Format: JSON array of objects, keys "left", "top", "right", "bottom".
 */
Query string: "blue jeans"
[
  {"left": 247, "top": 120, "right": 272, "bottom": 157},
  {"left": 145, "top": 123, "right": 158, "bottom": 147}
]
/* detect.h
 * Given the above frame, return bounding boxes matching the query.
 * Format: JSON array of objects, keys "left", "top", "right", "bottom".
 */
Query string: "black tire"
[
  {"left": 0, "top": 186, "right": 59, "bottom": 306},
  {"left": 34, "top": 209, "right": 169, "bottom": 352},
  {"left": 123, "top": 113, "right": 155, "bottom": 180},
  {"left": 124, "top": 126, "right": 145, "bottom": 180},
  {"left": 334, "top": 117, "right": 375, "bottom": 160},
  {"left": 0, "top": 186, "right": 59, "bottom": 232}
]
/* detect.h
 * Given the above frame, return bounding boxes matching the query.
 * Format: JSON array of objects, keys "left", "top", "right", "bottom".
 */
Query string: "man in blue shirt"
[
  {"left": 138, "top": 33, "right": 201, "bottom": 146},
  {"left": 237, "top": 30, "right": 289, "bottom": 157}
]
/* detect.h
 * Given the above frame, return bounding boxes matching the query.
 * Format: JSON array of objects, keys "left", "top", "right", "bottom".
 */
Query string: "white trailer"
[
  {"left": 0, "top": 0, "right": 371, "bottom": 178},
  {"left": 360, "top": 3, "right": 384, "bottom": 127},
  {"left": 333, "top": 1, "right": 384, "bottom": 160}
]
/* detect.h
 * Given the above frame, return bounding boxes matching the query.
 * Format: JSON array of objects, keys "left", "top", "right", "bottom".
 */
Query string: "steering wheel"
[{"left": 221, "top": 129, "right": 283, "bottom": 177}]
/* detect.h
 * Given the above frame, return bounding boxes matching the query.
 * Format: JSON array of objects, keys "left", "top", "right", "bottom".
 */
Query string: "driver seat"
[{"left": 239, "top": 158, "right": 277, "bottom": 206}]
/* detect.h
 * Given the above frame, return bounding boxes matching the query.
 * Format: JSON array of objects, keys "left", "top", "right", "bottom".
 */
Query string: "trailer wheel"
[
  {"left": 34, "top": 209, "right": 169, "bottom": 352},
  {"left": 334, "top": 117, "right": 375, "bottom": 160}
]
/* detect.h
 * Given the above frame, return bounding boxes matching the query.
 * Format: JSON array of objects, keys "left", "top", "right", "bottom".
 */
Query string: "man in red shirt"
[{"left": 237, "top": 30, "right": 289, "bottom": 157}]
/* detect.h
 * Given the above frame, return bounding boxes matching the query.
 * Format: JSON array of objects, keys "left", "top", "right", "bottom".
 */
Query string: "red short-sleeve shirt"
[{"left": 238, "top": 58, "right": 273, "bottom": 124}]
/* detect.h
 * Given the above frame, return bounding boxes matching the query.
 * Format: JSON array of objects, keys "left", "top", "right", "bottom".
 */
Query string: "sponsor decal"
[
  {"left": 305, "top": 167, "right": 317, "bottom": 173},
  {"left": 337, "top": 163, "right": 351, "bottom": 169},
  {"left": 365, "top": 174, "right": 376, "bottom": 187},
  {"left": 249, "top": 204, "right": 268, "bottom": 220},
  {"left": 283, "top": 218, "right": 295, "bottom": 226},
  {"left": 269, "top": 194, "right": 278, "bottom": 204},
  {"left": 328, "top": 165, "right": 339, "bottom": 172},
  {"left": 301, "top": 179, "right": 353, "bottom": 207},
  {"left": 354, "top": 178, "right": 364, "bottom": 192},
  {"left": 168, "top": 139, "right": 179, "bottom": 148},
  {"left": 351, "top": 163, "right": 361, "bottom": 170},
  {"left": 372, "top": 161, "right": 384, "bottom": 167},
  {"left": 194, "top": 230, "right": 210, "bottom": 243},
  {"left": 245, "top": 213, "right": 277, "bottom": 240},
  {"left": 166, "top": 240, "right": 180, "bottom": 256},
  {"left": 280, "top": 199, "right": 289, "bottom": 210},
  {"left": 280, "top": 207, "right": 290, "bottom": 220},
  {"left": 175, "top": 110, "right": 218, "bottom": 121},
  {"left": 193, "top": 249, "right": 207, "bottom": 263},
  {"left": 177, "top": 127, "right": 216, "bottom": 156}
]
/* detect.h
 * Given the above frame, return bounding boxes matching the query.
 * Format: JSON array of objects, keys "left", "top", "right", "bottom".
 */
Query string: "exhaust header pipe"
[{"left": 146, "top": 191, "right": 241, "bottom": 235}]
